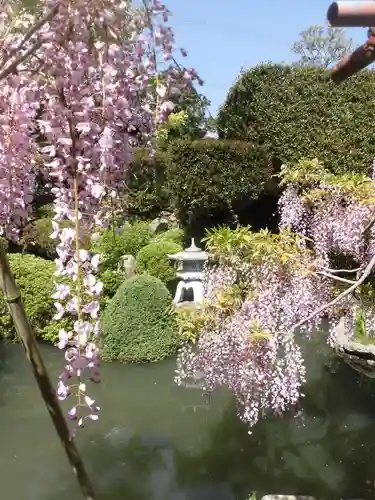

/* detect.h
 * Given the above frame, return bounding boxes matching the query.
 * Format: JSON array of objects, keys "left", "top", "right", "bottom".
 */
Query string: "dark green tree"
[
  {"left": 151, "top": 71, "right": 210, "bottom": 143},
  {"left": 217, "top": 64, "right": 375, "bottom": 175}
]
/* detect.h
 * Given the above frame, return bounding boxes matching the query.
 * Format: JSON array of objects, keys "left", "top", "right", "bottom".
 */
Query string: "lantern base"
[{"left": 173, "top": 280, "right": 204, "bottom": 306}]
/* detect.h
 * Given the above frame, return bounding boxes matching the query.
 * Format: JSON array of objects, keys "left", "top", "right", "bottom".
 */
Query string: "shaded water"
[{"left": 1, "top": 336, "right": 375, "bottom": 500}]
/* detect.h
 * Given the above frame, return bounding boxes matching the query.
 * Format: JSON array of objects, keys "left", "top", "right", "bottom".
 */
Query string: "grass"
[{"left": 353, "top": 330, "right": 375, "bottom": 346}]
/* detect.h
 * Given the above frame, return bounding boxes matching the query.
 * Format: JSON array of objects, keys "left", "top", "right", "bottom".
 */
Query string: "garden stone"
[
  {"left": 150, "top": 217, "right": 169, "bottom": 234},
  {"left": 261, "top": 496, "right": 316, "bottom": 500},
  {"left": 160, "top": 210, "right": 179, "bottom": 228},
  {"left": 120, "top": 254, "right": 136, "bottom": 278},
  {"left": 333, "top": 318, "right": 375, "bottom": 378}
]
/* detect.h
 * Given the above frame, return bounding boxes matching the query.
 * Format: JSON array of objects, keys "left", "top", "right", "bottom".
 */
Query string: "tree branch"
[
  {"left": 293, "top": 253, "right": 375, "bottom": 331},
  {"left": 319, "top": 266, "right": 361, "bottom": 275},
  {"left": 363, "top": 213, "right": 375, "bottom": 237},
  {"left": 316, "top": 270, "right": 356, "bottom": 285},
  {"left": 16, "top": 5, "right": 59, "bottom": 55},
  {"left": 0, "top": 5, "right": 59, "bottom": 80}
]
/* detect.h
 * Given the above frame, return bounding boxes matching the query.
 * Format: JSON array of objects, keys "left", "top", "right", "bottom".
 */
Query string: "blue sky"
[{"left": 166, "top": 0, "right": 367, "bottom": 116}]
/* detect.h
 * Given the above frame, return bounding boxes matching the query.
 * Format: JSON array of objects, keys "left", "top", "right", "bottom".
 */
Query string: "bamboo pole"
[
  {"left": 0, "top": 245, "right": 95, "bottom": 500},
  {"left": 326, "top": 2, "right": 375, "bottom": 82},
  {"left": 331, "top": 34, "right": 375, "bottom": 82},
  {"left": 327, "top": 1, "right": 375, "bottom": 27}
]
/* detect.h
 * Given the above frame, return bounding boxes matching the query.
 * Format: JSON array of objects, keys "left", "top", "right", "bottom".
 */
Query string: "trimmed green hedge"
[
  {"left": 101, "top": 274, "right": 178, "bottom": 362},
  {"left": 165, "top": 139, "right": 274, "bottom": 226},
  {"left": 0, "top": 254, "right": 70, "bottom": 343},
  {"left": 217, "top": 64, "right": 375, "bottom": 175},
  {"left": 125, "top": 148, "right": 171, "bottom": 219},
  {"left": 136, "top": 240, "right": 182, "bottom": 285}
]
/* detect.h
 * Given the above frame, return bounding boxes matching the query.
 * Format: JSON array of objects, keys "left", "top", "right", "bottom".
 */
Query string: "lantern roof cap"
[{"left": 168, "top": 238, "right": 209, "bottom": 261}]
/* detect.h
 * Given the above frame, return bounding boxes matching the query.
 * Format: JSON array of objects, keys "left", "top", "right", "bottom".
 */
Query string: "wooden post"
[
  {"left": 327, "top": 1, "right": 375, "bottom": 82},
  {"left": 328, "top": 1, "right": 375, "bottom": 26},
  {"left": 331, "top": 34, "right": 375, "bottom": 82},
  {"left": 0, "top": 246, "right": 96, "bottom": 500}
]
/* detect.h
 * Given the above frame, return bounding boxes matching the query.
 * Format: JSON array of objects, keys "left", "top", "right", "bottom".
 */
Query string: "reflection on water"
[{"left": 1, "top": 334, "right": 375, "bottom": 500}]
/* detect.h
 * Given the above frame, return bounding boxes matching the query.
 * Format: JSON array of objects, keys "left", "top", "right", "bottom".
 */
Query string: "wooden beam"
[
  {"left": 328, "top": 1, "right": 375, "bottom": 27},
  {"left": 331, "top": 35, "right": 375, "bottom": 82}
]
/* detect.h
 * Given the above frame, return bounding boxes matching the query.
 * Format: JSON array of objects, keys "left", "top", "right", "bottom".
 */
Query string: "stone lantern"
[{"left": 168, "top": 238, "right": 208, "bottom": 306}]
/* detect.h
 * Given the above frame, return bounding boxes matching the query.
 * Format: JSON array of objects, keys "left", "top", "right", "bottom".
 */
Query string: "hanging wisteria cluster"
[
  {"left": 278, "top": 158, "right": 375, "bottom": 265},
  {"left": 176, "top": 159, "right": 375, "bottom": 429},
  {"left": 176, "top": 228, "right": 331, "bottom": 429},
  {"left": 279, "top": 158, "right": 375, "bottom": 345},
  {"left": 0, "top": 0, "right": 199, "bottom": 433}
]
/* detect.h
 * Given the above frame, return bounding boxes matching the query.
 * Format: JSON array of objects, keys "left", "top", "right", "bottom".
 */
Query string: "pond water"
[{"left": 1, "top": 335, "right": 375, "bottom": 500}]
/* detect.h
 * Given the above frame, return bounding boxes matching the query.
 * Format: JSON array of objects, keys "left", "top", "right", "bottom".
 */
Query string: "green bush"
[
  {"left": 124, "top": 148, "right": 171, "bottom": 219},
  {"left": 34, "top": 203, "right": 54, "bottom": 219},
  {"left": 136, "top": 240, "right": 181, "bottom": 285},
  {"left": 99, "top": 268, "right": 127, "bottom": 308},
  {"left": 21, "top": 216, "right": 91, "bottom": 260},
  {"left": 21, "top": 217, "right": 57, "bottom": 259},
  {"left": 0, "top": 237, "right": 9, "bottom": 251},
  {"left": 101, "top": 274, "right": 178, "bottom": 362},
  {"left": 165, "top": 139, "right": 274, "bottom": 226},
  {"left": 152, "top": 228, "right": 184, "bottom": 246},
  {"left": 0, "top": 254, "right": 70, "bottom": 342},
  {"left": 217, "top": 64, "right": 375, "bottom": 175},
  {"left": 92, "top": 221, "right": 153, "bottom": 271}
]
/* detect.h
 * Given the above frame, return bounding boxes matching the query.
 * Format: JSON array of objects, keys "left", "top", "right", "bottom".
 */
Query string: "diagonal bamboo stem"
[{"left": 0, "top": 246, "right": 95, "bottom": 500}]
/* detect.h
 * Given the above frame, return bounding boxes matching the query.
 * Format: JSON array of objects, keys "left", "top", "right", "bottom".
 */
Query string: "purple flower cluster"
[
  {"left": 0, "top": 0, "right": 200, "bottom": 434},
  {"left": 177, "top": 163, "right": 375, "bottom": 430},
  {"left": 176, "top": 252, "right": 331, "bottom": 428}
]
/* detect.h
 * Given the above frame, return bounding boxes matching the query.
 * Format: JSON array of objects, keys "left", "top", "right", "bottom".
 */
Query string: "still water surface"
[{"left": 1, "top": 336, "right": 375, "bottom": 500}]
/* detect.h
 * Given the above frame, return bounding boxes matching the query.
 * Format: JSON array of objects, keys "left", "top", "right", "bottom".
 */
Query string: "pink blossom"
[
  {"left": 57, "top": 329, "right": 69, "bottom": 350},
  {"left": 57, "top": 381, "right": 69, "bottom": 401},
  {"left": 53, "top": 302, "right": 65, "bottom": 320},
  {"left": 0, "top": 0, "right": 202, "bottom": 435}
]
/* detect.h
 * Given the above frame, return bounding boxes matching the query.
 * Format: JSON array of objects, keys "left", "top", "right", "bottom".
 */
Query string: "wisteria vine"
[
  {"left": 176, "top": 159, "right": 375, "bottom": 430},
  {"left": 0, "top": 0, "right": 200, "bottom": 434}
]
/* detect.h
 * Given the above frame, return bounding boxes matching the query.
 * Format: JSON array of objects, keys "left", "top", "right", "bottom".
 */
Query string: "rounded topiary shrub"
[
  {"left": 101, "top": 274, "right": 178, "bottom": 363},
  {"left": 0, "top": 253, "right": 70, "bottom": 342},
  {"left": 136, "top": 240, "right": 181, "bottom": 285}
]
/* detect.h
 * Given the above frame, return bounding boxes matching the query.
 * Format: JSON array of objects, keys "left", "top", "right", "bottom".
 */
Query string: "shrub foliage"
[
  {"left": 101, "top": 274, "right": 178, "bottom": 362},
  {"left": 124, "top": 148, "right": 171, "bottom": 219},
  {"left": 152, "top": 227, "right": 184, "bottom": 246},
  {"left": 217, "top": 64, "right": 375, "bottom": 175},
  {"left": 21, "top": 213, "right": 90, "bottom": 259},
  {"left": 166, "top": 139, "right": 274, "bottom": 226},
  {"left": 136, "top": 240, "right": 182, "bottom": 285},
  {"left": 92, "top": 221, "right": 153, "bottom": 271},
  {"left": 0, "top": 254, "right": 70, "bottom": 342}
]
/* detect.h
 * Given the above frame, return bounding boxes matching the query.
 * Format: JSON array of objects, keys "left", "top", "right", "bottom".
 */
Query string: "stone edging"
[
  {"left": 332, "top": 317, "right": 375, "bottom": 378},
  {"left": 260, "top": 496, "right": 316, "bottom": 500}
]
